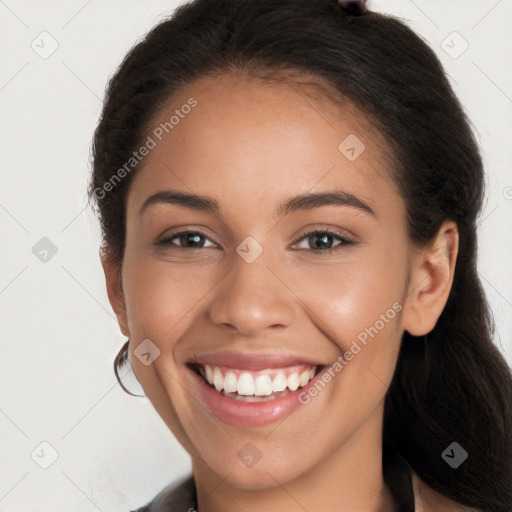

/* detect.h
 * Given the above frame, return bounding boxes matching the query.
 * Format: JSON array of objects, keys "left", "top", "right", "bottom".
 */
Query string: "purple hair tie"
[{"left": 337, "top": 0, "right": 367, "bottom": 16}]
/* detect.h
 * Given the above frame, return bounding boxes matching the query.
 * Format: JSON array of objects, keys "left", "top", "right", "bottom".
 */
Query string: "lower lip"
[{"left": 189, "top": 367, "right": 322, "bottom": 428}]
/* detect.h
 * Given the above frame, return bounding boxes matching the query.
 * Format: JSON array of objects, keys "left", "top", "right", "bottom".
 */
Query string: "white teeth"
[
  {"left": 299, "top": 370, "right": 310, "bottom": 387},
  {"left": 200, "top": 364, "right": 317, "bottom": 397},
  {"left": 205, "top": 365, "right": 213, "bottom": 383},
  {"left": 254, "top": 375, "right": 272, "bottom": 396},
  {"left": 224, "top": 371, "right": 238, "bottom": 393},
  {"left": 213, "top": 366, "right": 224, "bottom": 391},
  {"left": 271, "top": 372, "right": 287, "bottom": 392},
  {"left": 287, "top": 372, "right": 299, "bottom": 391},
  {"left": 237, "top": 372, "right": 255, "bottom": 395}
]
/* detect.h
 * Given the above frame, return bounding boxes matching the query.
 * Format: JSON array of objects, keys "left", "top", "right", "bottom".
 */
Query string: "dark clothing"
[
  {"left": 131, "top": 474, "right": 197, "bottom": 512},
  {"left": 130, "top": 470, "right": 478, "bottom": 512}
]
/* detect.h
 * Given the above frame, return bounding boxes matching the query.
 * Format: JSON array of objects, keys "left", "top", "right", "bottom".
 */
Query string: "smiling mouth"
[{"left": 189, "top": 363, "right": 322, "bottom": 402}]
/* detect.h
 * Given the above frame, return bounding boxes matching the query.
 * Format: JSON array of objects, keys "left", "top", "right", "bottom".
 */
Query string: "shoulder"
[
  {"left": 411, "top": 470, "right": 479, "bottom": 512},
  {"left": 130, "top": 474, "right": 196, "bottom": 512}
]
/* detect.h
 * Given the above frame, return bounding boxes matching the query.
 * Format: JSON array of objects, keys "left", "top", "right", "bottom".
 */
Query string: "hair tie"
[{"left": 337, "top": 0, "right": 367, "bottom": 16}]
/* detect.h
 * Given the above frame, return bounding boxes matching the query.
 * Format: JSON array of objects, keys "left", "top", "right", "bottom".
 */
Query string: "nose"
[{"left": 208, "top": 250, "right": 296, "bottom": 336}]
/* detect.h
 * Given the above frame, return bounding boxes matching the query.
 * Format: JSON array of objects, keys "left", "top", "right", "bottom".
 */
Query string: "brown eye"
[{"left": 156, "top": 231, "right": 216, "bottom": 249}]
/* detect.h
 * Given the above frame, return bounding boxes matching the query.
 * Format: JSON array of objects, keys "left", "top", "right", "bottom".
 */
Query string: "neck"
[{"left": 192, "top": 404, "right": 396, "bottom": 512}]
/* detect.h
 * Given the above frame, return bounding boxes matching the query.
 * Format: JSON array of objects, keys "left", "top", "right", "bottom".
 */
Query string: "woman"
[{"left": 88, "top": 0, "right": 512, "bottom": 510}]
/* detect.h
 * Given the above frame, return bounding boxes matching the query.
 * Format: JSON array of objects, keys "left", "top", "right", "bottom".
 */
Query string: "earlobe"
[
  {"left": 402, "top": 221, "right": 459, "bottom": 337},
  {"left": 100, "top": 247, "right": 130, "bottom": 337}
]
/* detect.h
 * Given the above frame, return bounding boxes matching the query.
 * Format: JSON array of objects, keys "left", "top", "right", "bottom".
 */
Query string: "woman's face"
[{"left": 119, "top": 73, "right": 412, "bottom": 489}]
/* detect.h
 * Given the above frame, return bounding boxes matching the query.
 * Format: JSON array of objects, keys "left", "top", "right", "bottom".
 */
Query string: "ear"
[
  {"left": 100, "top": 247, "right": 130, "bottom": 337},
  {"left": 402, "top": 220, "right": 459, "bottom": 336}
]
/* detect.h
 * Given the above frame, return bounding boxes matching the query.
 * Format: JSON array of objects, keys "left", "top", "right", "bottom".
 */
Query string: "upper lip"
[{"left": 187, "top": 351, "right": 324, "bottom": 371}]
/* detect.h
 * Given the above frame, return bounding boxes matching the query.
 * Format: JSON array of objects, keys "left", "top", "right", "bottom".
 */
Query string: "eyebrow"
[{"left": 139, "top": 188, "right": 376, "bottom": 218}]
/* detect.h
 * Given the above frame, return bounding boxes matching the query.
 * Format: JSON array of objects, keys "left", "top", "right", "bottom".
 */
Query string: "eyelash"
[
  {"left": 154, "top": 228, "right": 355, "bottom": 255},
  {"left": 298, "top": 229, "right": 354, "bottom": 254}
]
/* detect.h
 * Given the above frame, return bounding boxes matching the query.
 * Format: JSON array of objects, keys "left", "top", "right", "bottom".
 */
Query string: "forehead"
[{"left": 127, "top": 72, "right": 399, "bottom": 219}]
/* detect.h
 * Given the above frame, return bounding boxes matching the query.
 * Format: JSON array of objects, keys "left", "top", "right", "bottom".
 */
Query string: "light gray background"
[{"left": 1, "top": 0, "right": 511, "bottom": 510}]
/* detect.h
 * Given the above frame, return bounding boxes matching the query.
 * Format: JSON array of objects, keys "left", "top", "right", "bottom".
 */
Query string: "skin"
[{"left": 102, "top": 72, "right": 459, "bottom": 512}]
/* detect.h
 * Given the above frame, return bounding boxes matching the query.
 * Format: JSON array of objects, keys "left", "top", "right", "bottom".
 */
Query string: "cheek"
[
  {"left": 122, "top": 254, "right": 219, "bottom": 340},
  {"left": 291, "top": 246, "right": 407, "bottom": 391},
  {"left": 294, "top": 250, "right": 406, "bottom": 345}
]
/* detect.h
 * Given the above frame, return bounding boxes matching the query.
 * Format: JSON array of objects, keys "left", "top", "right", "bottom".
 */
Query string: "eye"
[
  {"left": 155, "top": 230, "right": 217, "bottom": 249},
  {"left": 154, "top": 228, "right": 355, "bottom": 254},
  {"left": 292, "top": 229, "right": 354, "bottom": 255}
]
